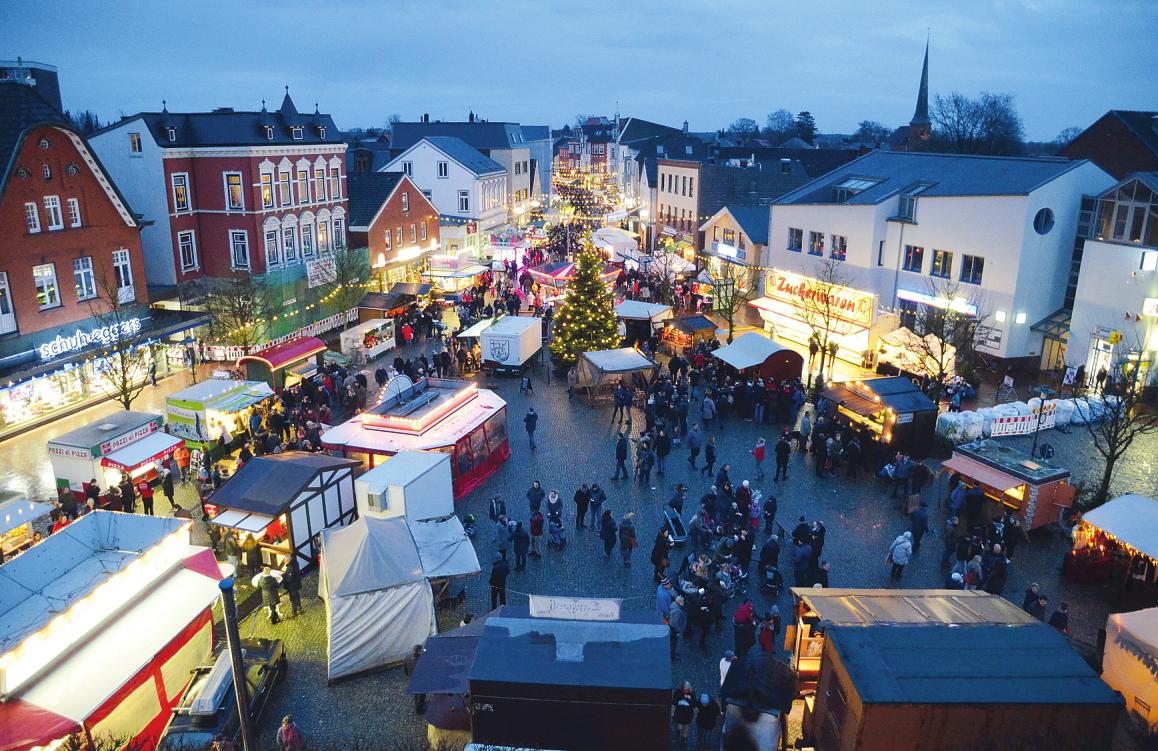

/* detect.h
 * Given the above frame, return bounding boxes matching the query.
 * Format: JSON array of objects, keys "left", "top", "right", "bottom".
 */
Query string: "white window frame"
[
  {"left": 42, "top": 164, "right": 52, "bottom": 180},
  {"left": 67, "top": 197, "right": 82, "bottom": 227},
  {"left": 410, "top": 223, "right": 416, "bottom": 243},
  {"left": 263, "top": 229, "right": 280, "bottom": 268},
  {"left": 25, "top": 202, "right": 41, "bottom": 233},
  {"left": 291, "top": 126, "right": 303, "bottom": 140},
  {"left": 178, "top": 230, "right": 199, "bottom": 271},
  {"left": 278, "top": 171, "right": 292, "bottom": 207},
  {"left": 283, "top": 226, "right": 298, "bottom": 263},
  {"left": 0, "top": 272, "right": 16, "bottom": 334},
  {"left": 229, "top": 231, "right": 250, "bottom": 270},
  {"left": 420, "top": 221, "right": 427, "bottom": 241},
  {"left": 329, "top": 167, "right": 341, "bottom": 199},
  {"left": 402, "top": 192, "right": 409, "bottom": 212},
  {"left": 332, "top": 218, "right": 345, "bottom": 250},
  {"left": 112, "top": 249, "right": 133, "bottom": 293},
  {"left": 402, "top": 161, "right": 413, "bottom": 177},
  {"left": 171, "top": 173, "right": 191, "bottom": 213},
  {"left": 44, "top": 195, "right": 64, "bottom": 230},
  {"left": 384, "top": 228, "right": 392, "bottom": 250},
  {"left": 458, "top": 190, "right": 470, "bottom": 213},
  {"left": 296, "top": 169, "right": 310, "bottom": 205},
  {"left": 314, "top": 168, "right": 327, "bottom": 201},
  {"left": 260, "top": 172, "right": 274, "bottom": 209},
  {"left": 129, "top": 132, "right": 143, "bottom": 155},
  {"left": 224, "top": 172, "right": 245, "bottom": 211},
  {"left": 33, "top": 263, "right": 60, "bottom": 309},
  {"left": 437, "top": 161, "right": 449, "bottom": 179},
  {"left": 72, "top": 256, "right": 97, "bottom": 301},
  {"left": 301, "top": 223, "right": 315, "bottom": 258}
]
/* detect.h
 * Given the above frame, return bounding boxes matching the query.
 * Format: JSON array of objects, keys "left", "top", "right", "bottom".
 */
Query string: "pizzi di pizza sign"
[{"left": 767, "top": 270, "right": 875, "bottom": 328}]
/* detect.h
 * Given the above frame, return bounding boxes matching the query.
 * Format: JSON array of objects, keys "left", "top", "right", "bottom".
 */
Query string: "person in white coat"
[{"left": 887, "top": 531, "right": 913, "bottom": 581}]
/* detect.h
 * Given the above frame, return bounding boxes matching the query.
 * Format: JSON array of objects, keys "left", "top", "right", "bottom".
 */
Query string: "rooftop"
[
  {"left": 0, "top": 80, "right": 68, "bottom": 195},
  {"left": 776, "top": 150, "right": 1091, "bottom": 206},
  {"left": 346, "top": 171, "right": 407, "bottom": 228},
  {"left": 361, "top": 377, "right": 484, "bottom": 434},
  {"left": 207, "top": 452, "right": 360, "bottom": 515},
  {"left": 389, "top": 120, "right": 528, "bottom": 152},
  {"left": 793, "top": 588, "right": 1037, "bottom": 626},
  {"left": 47, "top": 410, "right": 162, "bottom": 451},
  {"left": 397, "top": 136, "right": 505, "bottom": 176},
  {"left": 956, "top": 439, "right": 1071, "bottom": 484}
]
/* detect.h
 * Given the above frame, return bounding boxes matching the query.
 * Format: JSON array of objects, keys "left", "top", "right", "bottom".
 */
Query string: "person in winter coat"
[
  {"left": 493, "top": 515, "right": 510, "bottom": 560},
  {"left": 573, "top": 484, "right": 590, "bottom": 528},
  {"left": 888, "top": 531, "right": 913, "bottom": 581},
  {"left": 613, "top": 432, "right": 630, "bottom": 480},
  {"left": 599, "top": 510, "right": 618, "bottom": 561},
  {"left": 695, "top": 694, "right": 721, "bottom": 747},
  {"left": 792, "top": 540, "right": 813, "bottom": 586},
  {"left": 668, "top": 483, "right": 688, "bottom": 516},
  {"left": 523, "top": 408, "right": 538, "bottom": 451},
  {"left": 667, "top": 595, "right": 686, "bottom": 659},
  {"left": 511, "top": 522, "right": 530, "bottom": 571},
  {"left": 488, "top": 494, "right": 507, "bottom": 522},
  {"left": 650, "top": 529, "right": 674, "bottom": 582},
  {"left": 489, "top": 552, "right": 510, "bottom": 608},
  {"left": 654, "top": 429, "right": 672, "bottom": 476},
  {"left": 798, "top": 411, "right": 812, "bottom": 453},
  {"left": 983, "top": 545, "right": 1009, "bottom": 595},
  {"left": 687, "top": 424, "right": 704, "bottom": 468},
  {"left": 587, "top": 483, "right": 606, "bottom": 526},
  {"left": 751, "top": 438, "right": 767, "bottom": 481},
  {"left": 700, "top": 395, "right": 717, "bottom": 428},
  {"left": 529, "top": 512, "right": 545, "bottom": 557},
  {"left": 258, "top": 567, "right": 282, "bottom": 624},
  {"left": 762, "top": 493, "right": 778, "bottom": 534},
  {"left": 774, "top": 434, "right": 792, "bottom": 482},
  {"left": 276, "top": 715, "right": 304, "bottom": 751},
  {"left": 545, "top": 490, "right": 564, "bottom": 523},
  {"left": 618, "top": 513, "right": 638, "bottom": 566},
  {"left": 282, "top": 559, "right": 303, "bottom": 617},
  {"left": 672, "top": 682, "right": 696, "bottom": 741},
  {"left": 733, "top": 599, "right": 757, "bottom": 657},
  {"left": 526, "top": 481, "right": 545, "bottom": 514},
  {"left": 161, "top": 470, "right": 176, "bottom": 509},
  {"left": 701, "top": 436, "right": 718, "bottom": 477}
]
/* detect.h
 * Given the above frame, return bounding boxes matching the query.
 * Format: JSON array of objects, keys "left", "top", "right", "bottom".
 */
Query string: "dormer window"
[
  {"left": 896, "top": 184, "right": 930, "bottom": 221},
  {"left": 166, "top": 127, "right": 176, "bottom": 142},
  {"left": 265, "top": 126, "right": 274, "bottom": 140},
  {"left": 291, "top": 126, "right": 303, "bottom": 140},
  {"left": 832, "top": 176, "right": 880, "bottom": 203},
  {"left": 318, "top": 126, "right": 326, "bottom": 139}
]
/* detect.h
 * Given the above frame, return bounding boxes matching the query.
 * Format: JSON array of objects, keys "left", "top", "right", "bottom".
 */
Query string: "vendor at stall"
[{"left": 0, "top": 497, "right": 53, "bottom": 561}]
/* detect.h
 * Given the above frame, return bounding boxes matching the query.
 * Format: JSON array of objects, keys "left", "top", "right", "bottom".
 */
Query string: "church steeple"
[{"left": 907, "top": 39, "right": 932, "bottom": 150}]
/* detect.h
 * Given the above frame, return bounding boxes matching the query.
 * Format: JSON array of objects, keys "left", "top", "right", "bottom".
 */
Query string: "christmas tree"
[{"left": 549, "top": 249, "right": 620, "bottom": 365}]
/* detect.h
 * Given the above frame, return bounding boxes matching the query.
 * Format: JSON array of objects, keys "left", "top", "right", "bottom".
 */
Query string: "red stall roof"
[
  {"left": 237, "top": 336, "right": 327, "bottom": 372},
  {"left": 941, "top": 455, "right": 1024, "bottom": 493}
]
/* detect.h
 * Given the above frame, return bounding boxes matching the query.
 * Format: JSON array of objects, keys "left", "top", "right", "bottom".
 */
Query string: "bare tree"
[
  {"left": 792, "top": 258, "right": 860, "bottom": 388},
  {"left": 904, "top": 278, "right": 989, "bottom": 404},
  {"left": 853, "top": 120, "right": 891, "bottom": 146},
  {"left": 931, "top": 92, "right": 1025, "bottom": 156},
  {"left": 205, "top": 275, "right": 278, "bottom": 350},
  {"left": 763, "top": 109, "right": 796, "bottom": 142},
  {"left": 1053, "top": 126, "right": 1083, "bottom": 149},
  {"left": 643, "top": 250, "right": 688, "bottom": 306},
  {"left": 708, "top": 261, "right": 752, "bottom": 344},
  {"left": 326, "top": 246, "right": 371, "bottom": 313},
  {"left": 727, "top": 117, "right": 759, "bottom": 142},
  {"left": 86, "top": 271, "right": 153, "bottom": 410},
  {"left": 1077, "top": 331, "right": 1158, "bottom": 507}
]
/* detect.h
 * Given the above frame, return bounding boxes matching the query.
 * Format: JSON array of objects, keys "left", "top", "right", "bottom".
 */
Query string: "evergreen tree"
[{"left": 549, "top": 250, "right": 619, "bottom": 365}]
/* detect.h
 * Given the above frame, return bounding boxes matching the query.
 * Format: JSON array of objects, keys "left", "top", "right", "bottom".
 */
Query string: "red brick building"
[
  {"left": 90, "top": 91, "right": 348, "bottom": 286},
  {"left": 1060, "top": 110, "right": 1158, "bottom": 180},
  {"left": 347, "top": 172, "right": 441, "bottom": 286}
]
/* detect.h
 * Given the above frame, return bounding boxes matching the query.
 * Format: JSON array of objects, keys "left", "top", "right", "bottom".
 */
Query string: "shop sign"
[
  {"left": 896, "top": 413, "right": 914, "bottom": 424},
  {"left": 38, "top": 318, "right": 144, "bottom": 360},
  {"left": 661, "top": 226, "right": 677, "bottom": 237},
  {"left": 47, "top": 443, "right": 91, "bottom": 460},
  {"left": 528, "top": 595, "right": 621, "bottom": 621},
  {"left": 306, "top": 258, "right": 337, "bottom": 289},
  {"left": 767, "top": 270, "right": 875, "bottom": 328},
  {"left": 1143, "top": 298, "right": 1158, "bottom": 317},
  {"left": 98, "top": 418, "right": 161, "bottom": 456}
]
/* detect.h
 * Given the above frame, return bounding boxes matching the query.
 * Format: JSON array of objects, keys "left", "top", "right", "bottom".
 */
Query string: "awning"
[
  {"left": 390, "top": 282, "right": 432, "bottom": 296},
  {"left": 208, "top": 508, "right": 276, "bottom": 535},
  {"left": 237, "top": 336, "right": 327, "bottom": 372},
  {"left": 712, "top": 332, "right": 791, "bottom": 370},
  {"left": 100, "top": 432, "right": 184, "bottom": 472},
  {"left": 458, "top": 318, "right": 498, "bottom": 339},
  {"left": 206, "top": 383, "right": 274, "bottom": 414},
  {"left": 1031, "top": 307, "right": 1072, "bottom": 343},
  {"left": 428, "top": 263, "right": 489, "bottom": 279},
  {"left": 940, "top": 455, "right": 1024, "bottom": 493},
  {"left": 0, "top": 500, "right": 54, "bottom": 537},
  {"left": 614, "top": 301, "right": 672, "bottom": 322},
  {"left": 1081, "top": 494, "right": 1158, "bottom": 561}
]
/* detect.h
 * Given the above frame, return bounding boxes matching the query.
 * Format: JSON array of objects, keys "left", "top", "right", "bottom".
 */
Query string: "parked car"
[{"left": 159, "top": 638, "right": 287, "bottom": 750}]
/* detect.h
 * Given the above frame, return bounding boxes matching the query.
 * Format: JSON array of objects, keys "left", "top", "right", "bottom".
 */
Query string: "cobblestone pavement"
[{"left": 240, "top": 335, "right": 1157, "bottom": 749}]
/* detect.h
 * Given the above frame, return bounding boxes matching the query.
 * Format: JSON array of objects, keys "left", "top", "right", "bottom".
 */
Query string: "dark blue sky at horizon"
[{"left": 6, "top": 0, "right": 1156, "bottom": 141}]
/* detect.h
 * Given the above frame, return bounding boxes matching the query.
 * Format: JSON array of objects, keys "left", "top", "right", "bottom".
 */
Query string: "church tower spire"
[{"left": 907, "top": 38, "right": 932, "bottom": 150}]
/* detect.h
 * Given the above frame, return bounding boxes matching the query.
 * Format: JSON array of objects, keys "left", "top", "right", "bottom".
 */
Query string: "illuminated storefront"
[{"left": 749, "top": 269, "right": 881, "bottom": 365}]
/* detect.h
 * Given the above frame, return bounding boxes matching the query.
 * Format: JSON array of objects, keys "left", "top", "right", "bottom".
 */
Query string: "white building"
[
  {"left": 385, "top": 137, "right": 508, "bottom": 237},
  {"left": 1069, "top": 173, "right": 1158, "bottom": 386},
  {"left": 762, "top": 151, "right": 1115, "bottom": 365}
]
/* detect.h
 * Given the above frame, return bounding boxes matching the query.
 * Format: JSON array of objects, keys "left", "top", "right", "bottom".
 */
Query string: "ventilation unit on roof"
[{"left": 96, "top": 423, "right": 117, "bottom": 431}]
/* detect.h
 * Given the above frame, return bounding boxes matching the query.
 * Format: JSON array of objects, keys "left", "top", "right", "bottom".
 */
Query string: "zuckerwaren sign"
[
  {"left": 766, "top": 270, "right": 874, "bottom": 328},
  {"left": 38, "top": 318, "right": 144, "bottom": 360}
]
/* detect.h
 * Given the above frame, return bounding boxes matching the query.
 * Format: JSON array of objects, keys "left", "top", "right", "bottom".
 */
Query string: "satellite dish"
[{"left": 1038, "top": 443, "right": 1055, "bottom": 460}]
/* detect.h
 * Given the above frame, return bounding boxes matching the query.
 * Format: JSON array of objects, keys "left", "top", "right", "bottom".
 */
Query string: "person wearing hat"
[
  {"left": 945, "top": 570, "right": 966, "bottom": 590},
  {"left": 719, "top": 650, "right": 737, "bottom": 686},
  {"left": 655, "top": 577, "right": 675, "bottom": 620},
  {"left": 489, "top": 551, "right": 510, "bottom": 608},
  {"left": 696, "top": 693, "right": 721, "bottom": 747},
  {"left": 751, "top": 437, "right": 767, "bottom": 481}
]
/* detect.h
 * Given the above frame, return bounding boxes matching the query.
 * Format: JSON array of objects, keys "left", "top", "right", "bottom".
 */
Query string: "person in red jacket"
[
  {"left": 529, "top": 511, "right": 544, "bottom": 558},
  {"left": 751, "top": 437, "right": 767, "bottom": 481},
  {"left": 137, "top": 479, "right": 155, "bottom": 516}
]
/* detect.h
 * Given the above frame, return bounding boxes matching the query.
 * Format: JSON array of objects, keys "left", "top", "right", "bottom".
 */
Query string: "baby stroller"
[
  {"left": 546, "top": 519, "right": 567, "bottom": 550},
  {"left": 760, "top": 565, "right": 784, "bottom": 597}
]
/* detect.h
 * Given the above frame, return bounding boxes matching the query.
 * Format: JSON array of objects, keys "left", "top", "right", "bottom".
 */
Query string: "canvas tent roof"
[
  {"left": 409, "top": 516, "right": 482, "bottom": 579},
  {"left": 792, "top": 588, "right": 1036, "bottom": 627},
  {"left": 712, "top": 332, "right": 790, "bottom": 370},
  {"left": 614, "top": 301, "right": 672, "bottom": 322},
  {"left": 1082, "top": 494, "right": 1158, "bottom": 561},
  {"left": 1102, "top": 606, "right": 1158, "bottom": 732},
  {"left": 576, "top": 348, "right": 658, "bottom": 389}
]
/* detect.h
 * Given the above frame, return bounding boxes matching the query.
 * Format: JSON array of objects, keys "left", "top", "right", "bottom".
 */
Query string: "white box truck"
[
  {"left": 480, "top": 315, "right": 542, "bottom": 375},
  {"left": 354, "top": 451, "right": 454, "bottom": 521}
]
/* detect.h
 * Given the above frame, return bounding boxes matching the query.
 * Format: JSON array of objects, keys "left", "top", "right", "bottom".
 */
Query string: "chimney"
[
  {"left": 469, "top": 110, "right": 475, "bottom": 123},
  {"left": 422, "top": 113, "right": 430, "bottom": 123},
  {"left": 780, "top": 158, "right": 791, "bottom": 174},
  {"left": 682, "top": 120, "right": 689, "bottom": 134}
]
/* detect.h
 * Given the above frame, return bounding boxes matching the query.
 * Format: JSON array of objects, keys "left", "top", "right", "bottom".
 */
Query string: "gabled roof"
[
  {"left": 633, "top": 134, "right": 709, "bottom": 183},
  {"left": 208, "top": 452, "right": 359, "bottom": 515},
  {"left": 711, "top": 204, "right": 771, "bottom": 245},
  {"left": 393, "top": 136, "right": 505, "bottom": 176},
  {"left": 1108, "top": 110, "right": 1158, "bottom": 156},
  {"left": 1096, "top": 171, "right": 1158, "bottom": 199},
  {"left": 776, "top": 150, "right": 1091, "bottom": 206},
  {"left": 96, "top": 93, "right": 342, "bottom": 148},
  {"left": 618, "top": 117, "right": 683, "bottom": 145},
  {"left": 346, "top": 172, "right": 408, "bottom": 228},
  {"left": 389, "top": 121, "right": 527, "bottom": 153},
  {"left": 520, "top": 125, "right": 550, "bottom": 142},
  {"left": 0, "top": 80, "right": 69, "bottom": 196}
]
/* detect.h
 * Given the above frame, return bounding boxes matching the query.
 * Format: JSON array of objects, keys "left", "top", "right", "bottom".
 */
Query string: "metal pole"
[
  {"left": 1029, "top": 387, "right": 1047, "bottom": 459},
  {"left": 219, "top": 577, "right": 254, "bottom": 751}
]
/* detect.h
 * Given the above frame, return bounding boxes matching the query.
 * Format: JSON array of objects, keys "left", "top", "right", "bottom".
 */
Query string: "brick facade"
[
  {"left": 1060, "top": 112, "right": 1158, "bottom": 181},
  {"left": 349, "top": 175, "right": 440, "bottom": 266}
]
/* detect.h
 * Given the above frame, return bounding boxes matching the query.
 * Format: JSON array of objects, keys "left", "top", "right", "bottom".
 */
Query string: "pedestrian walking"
[
  {"left": 511, "top": 522, "right": 530, "bottom": 571},
  {"left": 695, "top": 694, "right": 721, "bottom": 749},
  {"left": 599, "top": 509, "right": 617, "bottom": 561},
  {"left": 161, "top": 469, "right": 176, "bottom": 510},
  {"left": 523, "top": 407, "right": 538, "bottom": 451},
  {"left": 276, "top": 715, "right": 305, "bottom": 751},
  {"left": 751, "top": 438, "right": 767, "bottom": 481},
  {"left": 489, "top": 552, "right": 510, "bottom": 608},
  {"left": 573, "top": 484, "right": 590, "bottom": 528},
  {"left": 701, "top": 437, "right": 717, "bottom": 477},
  {"left": 687, "top": 423, "right": 703, "bottom": 468},
  {"left": 282, "top": 559, "right": 303, "bottom": 617},
  {"left": 618, "top": 512, "right": 637, "bottom": 566},
  {"left": 667, "top": 595, "right": 686, "bottom": 660},
  {"left": 672, "top": 682, "right": 696, "bottom": 742},
  {"left": 774, "top": 434, "right": 791, "bottom": 482},
  {"left": 910, "top": 501, "right": 930, "bottom": 554},
  {"left": 612, "top": 432, "right": 630, "bottom": 480},
  {"left": 887, "top": 531, "right": 913, "bottom": 581},
  {"left": 258, "top": 567, "right": 282, "bottom": 624}
]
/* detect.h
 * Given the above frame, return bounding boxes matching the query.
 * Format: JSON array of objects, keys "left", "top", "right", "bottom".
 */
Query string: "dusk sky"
[{"left": 6, "top": 0, "right": 1156, "bottom": 141}]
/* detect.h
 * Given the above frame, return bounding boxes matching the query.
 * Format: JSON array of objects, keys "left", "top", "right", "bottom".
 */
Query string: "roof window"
[{"left": 832, "top": 176, "right": 881, "bottom": 203}]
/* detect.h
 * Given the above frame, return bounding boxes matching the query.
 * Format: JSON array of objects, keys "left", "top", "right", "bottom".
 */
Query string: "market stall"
[
  {"left": 575, "top": 348, "right": 659, "bottom": 403},
  {"left": 47, "top": 411, "right": 182, "bottom": 499},
  {"left": 0, "top": 498, "right": 52, "bottom": 560},
  {"left": 1102, "top": 606, "right": 1158, "bottom": 735},
  {"left": 165, "top": 379, "right": 274, "bottom": 450},
  {"left": 321, "top": 376, "right": 509, "bottom": 500},
  {"left": 356, "top": 451, "right": 454, "bottom": 522},
  {"left": 480, "top": 315, "right": 542, "bottom": 375},
  {"left": 591, "top": 226, "right": 639, "bottom": 263},
  {"left": 1067, "top": 493, "right": 1158, "bottom": 589},
  {"left": 941, "top": 439, "right": 1075, "bottom": 531},
  {"left": 0, "top": 512, "right": 223, "bottom": 751},
  {"left": 206, "top": 452, "right": 360, "bottom": 570},
  {"left": 614, "top": 301, "right": 672, "bottom": 346},
  {"left": 237, "top": 336, "right": 328, "bottom": 391},
  {"left": 876, "top": 326, "right": 956, "bottom": 380},
  {"left": 712, "top": 332, "right": 804, "bottom": 383},
  {"left": 660, "top": 315, "right": 718, "bottom": 356},
  {"left": 426, "top": 250, "right": 491, "bottom": 295},
  {"left": 339, "top": 319, "right": 397, "bottom": 363},
  {"left": 527, "top": 260, "right": 620, "bottom": 294},
  {"left": 820, "top": 377, "right": 938, "bottom": 459}
]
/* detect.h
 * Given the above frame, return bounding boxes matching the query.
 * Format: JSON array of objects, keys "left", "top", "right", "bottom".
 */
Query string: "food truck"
[
  {"left": 165, "top": 379, "right": 274, "bottom": 450},
  {"left": 338, "top": 318, "right": 397, "bottom": 362},
  {"left": 940, "top": 439, "right": 1075, "bottom": 530},
  {"left": 0, "top": 496, "right": 53, "bottom": 560},
  {"left": 47, "top": 411, "right": 183, "bottom": 498},
  {"left": 321, "top": 376, "right": 509, "bottom": 500},
  {"left": 237, "top": 335, "right": 328, "bottom": 391},
  {"left": 786, "top": 588, "right": 1035, "bottom": 695},
  {"left": 479, "top": 315, "right": 542, "bottom": 375}
]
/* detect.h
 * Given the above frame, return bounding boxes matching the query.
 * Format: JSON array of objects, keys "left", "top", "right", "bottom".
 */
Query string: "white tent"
[
  {"left": 319, "top": 516, "right": 434, "bottom": 682},
  {"left": 1102, "top": 607, "right": 1158, "bottom": 733},
  {"left": 409, "top": 516, "right": 482, "bottom": 579},
  {"left": 1082, "top": 494, "right": 1158, "bottom": 562},
  {"left": 614, "top": 300, "right": 673, "bottom": 323},
  {"left": 591, "top": 227, "right": 638, "bottom": 262},
  {"left": 576, "top": 348, "right": 658, "bottom": 390},
  {"left": 712, "top": 332, "right": 791, "bottom": 370}
]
